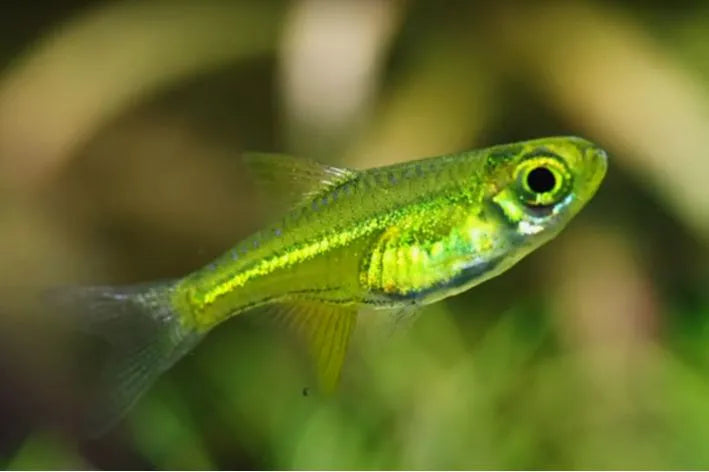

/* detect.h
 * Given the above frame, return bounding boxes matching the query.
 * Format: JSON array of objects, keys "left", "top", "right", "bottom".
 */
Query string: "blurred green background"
[{"left": 1, "top": 0, "right": 709, "bottom": 469}]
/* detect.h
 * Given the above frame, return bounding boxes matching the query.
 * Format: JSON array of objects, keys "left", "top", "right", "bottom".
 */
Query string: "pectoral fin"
[
  {"left": 355, "top": 305, "right": 422, "bottom": 352},
  {"left": 274, "top": 301, "right": 357, "bottom": 392}
]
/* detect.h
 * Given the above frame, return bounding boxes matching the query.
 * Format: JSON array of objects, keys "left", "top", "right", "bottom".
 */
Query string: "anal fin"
[{"left": 276, "top": 301, "right": 357, "bottom": 393}]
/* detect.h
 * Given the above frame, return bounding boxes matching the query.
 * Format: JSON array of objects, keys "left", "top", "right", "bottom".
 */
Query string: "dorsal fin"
[{"left": 242, "top": 152, "right": 357, "bottom": 209}]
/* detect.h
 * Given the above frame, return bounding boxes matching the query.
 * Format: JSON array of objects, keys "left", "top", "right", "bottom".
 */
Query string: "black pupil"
[{"left": 526, "top": 167, "right": 556, "bottom": 194}]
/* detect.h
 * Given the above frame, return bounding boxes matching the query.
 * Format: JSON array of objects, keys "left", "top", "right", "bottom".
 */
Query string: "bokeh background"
[{"left": 1, "top": 0, "right": 708, "bottom": 469}]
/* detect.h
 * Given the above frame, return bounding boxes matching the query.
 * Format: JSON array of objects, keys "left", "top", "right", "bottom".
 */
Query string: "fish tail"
[{"left": 46, "top": 280, "right": 203, "bottom": 437}]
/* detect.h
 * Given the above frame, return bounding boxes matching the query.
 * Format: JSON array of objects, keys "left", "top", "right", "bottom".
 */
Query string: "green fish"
[{"left": 54, "top": 136, "right": 607, "bottom": 434}]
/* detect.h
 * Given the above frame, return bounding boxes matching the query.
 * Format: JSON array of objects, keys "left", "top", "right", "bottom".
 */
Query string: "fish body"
[
  {"left": 54, "top": 136, "right": 607, "bottom": 434},
  {"left": 176, "top": 136, "right": 606, "bottom": 324}
]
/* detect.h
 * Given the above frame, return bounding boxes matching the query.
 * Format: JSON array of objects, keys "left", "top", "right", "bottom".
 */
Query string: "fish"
[{"left": 51, "top": 136, "right": 607, "bottom": 435}]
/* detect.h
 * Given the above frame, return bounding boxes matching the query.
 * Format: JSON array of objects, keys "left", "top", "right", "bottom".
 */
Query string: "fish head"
[{"left": 484, "top": 136, "right": 608, "bottom": 246}]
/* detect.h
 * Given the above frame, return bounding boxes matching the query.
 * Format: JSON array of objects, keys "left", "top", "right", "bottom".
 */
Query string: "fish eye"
[
  {"left": 515, "top": 155, "right": 572, "bottom": 208},
  {"left": 526, "top": 167, "right": 556, "bottom": 194}
]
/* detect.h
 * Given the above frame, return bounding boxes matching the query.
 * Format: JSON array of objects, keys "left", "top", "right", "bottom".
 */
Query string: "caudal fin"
[{"left": 47, "top": 280, "right": 203, "bottom": 437}]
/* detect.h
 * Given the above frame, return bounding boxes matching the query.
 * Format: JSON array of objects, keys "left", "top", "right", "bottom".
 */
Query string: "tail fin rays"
[{"left": 47, "top": 281, "right": 203, "bottom": 437}]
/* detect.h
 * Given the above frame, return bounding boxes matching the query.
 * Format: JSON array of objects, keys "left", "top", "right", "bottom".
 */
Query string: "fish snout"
[{"left": 584, "top": 143, "right": 609, "bottom": 184}]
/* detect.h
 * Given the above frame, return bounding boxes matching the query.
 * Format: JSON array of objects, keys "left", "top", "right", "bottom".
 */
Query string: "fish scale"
[{"left": 177, "top": 152, "right": 484, "bottom": 323}]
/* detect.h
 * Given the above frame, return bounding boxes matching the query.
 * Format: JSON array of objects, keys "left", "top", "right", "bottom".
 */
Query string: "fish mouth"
[{"left": 586, "top": 144, "right": 609, "bottom": 192}]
